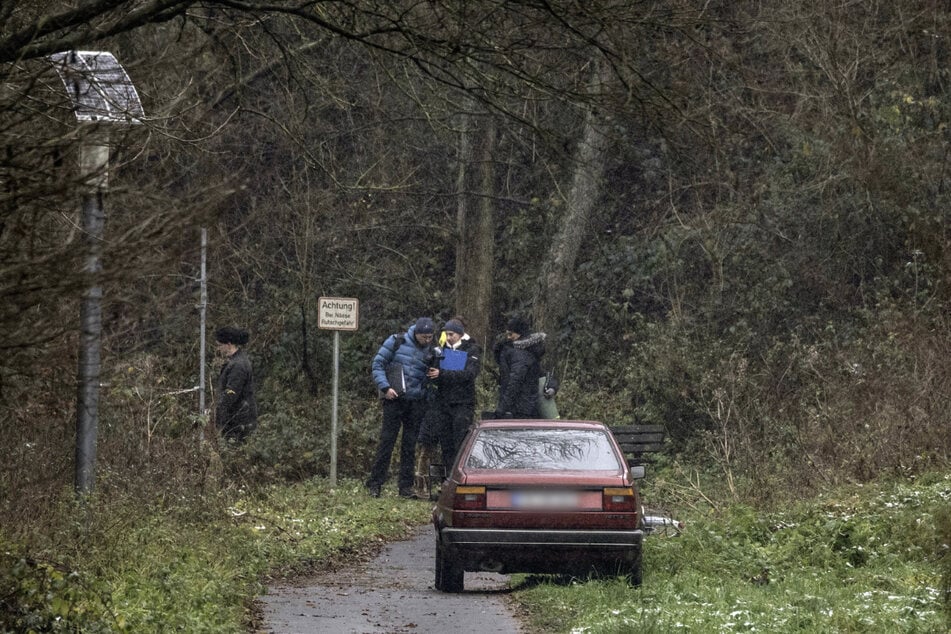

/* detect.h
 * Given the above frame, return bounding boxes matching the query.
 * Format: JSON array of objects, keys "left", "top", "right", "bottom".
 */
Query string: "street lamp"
[{"left": 49, "top": 51, "right": 143, "bottom": 496}]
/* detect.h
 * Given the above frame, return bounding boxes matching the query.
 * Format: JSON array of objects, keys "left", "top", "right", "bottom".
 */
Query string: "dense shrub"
[{"left": 0, "top": 544, "right": 116, "bottom": 634}]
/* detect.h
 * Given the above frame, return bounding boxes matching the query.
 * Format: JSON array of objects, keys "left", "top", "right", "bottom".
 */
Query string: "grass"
[
  {"left": 0, "top": 478, "right": 431, "bottom": 633},
  {"left": 3, "top": 470, "right": 948, "bottom": 633},
  {"left": 512, "top": 473, "right": 951, "bottom": 633}
]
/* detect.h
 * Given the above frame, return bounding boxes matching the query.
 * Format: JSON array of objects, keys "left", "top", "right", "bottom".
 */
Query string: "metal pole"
[
  {"left": 330, "top": 330, "right": 339, "bottom": 486},
  {"left": 198, "top": 228, "right": 208, "bottom": 436},
  {"left": 75, "top": 144, "right": 109, "bottom": 495}
]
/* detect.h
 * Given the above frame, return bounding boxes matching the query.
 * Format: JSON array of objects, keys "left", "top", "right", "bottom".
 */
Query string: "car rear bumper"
[
  {"left": 442, "top": 527, "right": 643, "bottom": 548},
  {"left": 439, "top": 527, "right": 643, "bottom": 574}
]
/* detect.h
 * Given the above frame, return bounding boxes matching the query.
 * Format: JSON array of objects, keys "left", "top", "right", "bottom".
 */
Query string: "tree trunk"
[
  {"left": 300, "top": 302, "right": 319, "bottom": 397},
  {"left": 454, "top": 111, "right": 497, "bottom": 348},
  {"left": 533, "top": 61, "right": 612, "bottom": 346}
]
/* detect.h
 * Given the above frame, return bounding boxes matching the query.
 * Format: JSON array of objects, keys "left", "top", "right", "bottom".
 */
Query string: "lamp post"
[{"left": 50, "top": 51, "right": 144, "bottom": 496}]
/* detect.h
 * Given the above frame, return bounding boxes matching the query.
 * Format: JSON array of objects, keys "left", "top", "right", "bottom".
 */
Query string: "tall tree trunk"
[
  {"left": 454, "top": 111, "right": 497, "bottom": 348},
  {"left": 533, "top": 61, "right": 611, "bottom": 348},
  {"left": 300, "top": 302, "right": 318, "bottom": 397}
]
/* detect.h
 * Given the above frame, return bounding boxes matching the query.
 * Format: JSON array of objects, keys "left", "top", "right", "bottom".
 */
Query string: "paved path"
[{"left": 258, "top": 524, "right": 525, "bottom": 633}]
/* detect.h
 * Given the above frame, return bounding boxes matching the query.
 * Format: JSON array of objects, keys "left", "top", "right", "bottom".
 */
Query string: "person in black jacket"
[
  {"left": 215, "top": 326, "right": 257, "bottom": 444},
  {"left": 494, "top": 316, "right": 546, "bottom": 419},
  {"left": 413, "top": 317, "right": 481, "bottom": 499}
]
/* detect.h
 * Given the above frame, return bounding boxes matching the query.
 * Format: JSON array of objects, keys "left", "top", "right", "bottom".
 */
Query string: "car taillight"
[
  {"left": 603, "top": 487, "right": 637, "bottom": 512},
  {"left": 453, "top": 485, "right": 486, "bottom": 510}
]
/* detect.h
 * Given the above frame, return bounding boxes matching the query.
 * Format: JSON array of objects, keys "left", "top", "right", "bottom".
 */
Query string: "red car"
[{"left": 432, "top": 419, "right": 644, "bottom": 592}]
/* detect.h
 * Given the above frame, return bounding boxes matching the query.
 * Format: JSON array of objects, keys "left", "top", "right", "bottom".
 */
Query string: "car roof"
[{"left": 473, "top": 419, "right": 609, "bottom": 431}]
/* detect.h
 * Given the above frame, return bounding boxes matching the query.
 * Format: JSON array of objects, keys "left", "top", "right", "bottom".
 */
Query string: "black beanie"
[
  {"left": 215, "top": 326, "right": 249, "bottom": 346},
  {"left": 444, "top": 319, "right": 465, "bottom": 335},
  {"left": 414, "top": 317, "right": 435, "bottom": 334},
  {"left": 506, "top": 316, "right": 531, "bottom": 336}
]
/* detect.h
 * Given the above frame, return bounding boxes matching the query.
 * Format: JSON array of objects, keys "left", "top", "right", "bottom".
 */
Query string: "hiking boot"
[
  {"left": 398, "top": 487, "right": 416, "bottom": 499},
  {"left": 368, "top": 484, "right": 381, "bottom": 498}
]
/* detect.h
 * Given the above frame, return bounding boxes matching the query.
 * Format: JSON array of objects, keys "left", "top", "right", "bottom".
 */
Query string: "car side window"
[{"left": 465, "top": 429, "right": 621, "bottom": 470}]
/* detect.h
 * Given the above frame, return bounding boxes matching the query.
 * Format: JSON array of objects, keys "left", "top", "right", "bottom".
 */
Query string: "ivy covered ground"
[
  {"left": 515, "top": 472, "right": 951, "bottom": 633},
  {"left": 2, "top": 473, "right": 948, "bottom": 633}
]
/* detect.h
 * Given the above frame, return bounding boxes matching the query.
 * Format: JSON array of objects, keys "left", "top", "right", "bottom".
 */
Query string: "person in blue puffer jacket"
[{"left": 367, "top": 317, "right": 439, "bottom": 498}]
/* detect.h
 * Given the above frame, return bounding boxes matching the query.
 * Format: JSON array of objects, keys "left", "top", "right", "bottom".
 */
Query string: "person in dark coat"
[
  {"left": 414, "top": 317, "right": 481, "bottom": 498},
  {"left": 494, "top": 316, "right": 546, "bottom": 418},
  {"left": 215, "top": 326, "right": 258, "bottom": 443},
  {"left": 367, "top": 317, "right": 438, "bottom": 498}
]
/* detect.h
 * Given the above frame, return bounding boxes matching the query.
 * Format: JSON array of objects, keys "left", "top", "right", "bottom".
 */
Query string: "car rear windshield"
[{"left": 465, "top": 428, "right": 621, "bottom": 470}]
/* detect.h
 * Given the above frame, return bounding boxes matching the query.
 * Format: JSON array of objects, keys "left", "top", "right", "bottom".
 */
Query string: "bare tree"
[
  {"left": 532, "top": 58, "right": 614, "bottom": 343},
  {"left": 453, "top": 106, "right": 497, "bottom": 345}
]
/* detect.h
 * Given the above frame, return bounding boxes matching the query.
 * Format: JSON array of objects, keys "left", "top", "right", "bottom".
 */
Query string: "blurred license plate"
[{"left": 511, "top": 490, "right": 579, "bottom": 509}]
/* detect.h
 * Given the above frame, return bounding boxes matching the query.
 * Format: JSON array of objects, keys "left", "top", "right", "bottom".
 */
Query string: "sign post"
[{"left": 317, "top": 297, "right": 359, "bottom": 486}]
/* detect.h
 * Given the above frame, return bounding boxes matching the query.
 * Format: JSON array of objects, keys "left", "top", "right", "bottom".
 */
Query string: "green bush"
[
  {"left": 0, "top": 543, "right": 117, "bottom": 634},
  {"left": 2, "top": 479, "right": 431, "bottom": 633},
  {"left": 515, "top": 472, "right": 951, "bottom": 633},
  {"left": 222, "top": 376, "right": 383, "bottom": 484}
]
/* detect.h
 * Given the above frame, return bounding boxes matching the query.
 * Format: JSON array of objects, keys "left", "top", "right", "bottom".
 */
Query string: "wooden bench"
[
  {"left": 612, "top": 424, "right": 681, "bottom": 533},
  {"left": 610, "top": 424, "right": 667, "bottom": 477}
]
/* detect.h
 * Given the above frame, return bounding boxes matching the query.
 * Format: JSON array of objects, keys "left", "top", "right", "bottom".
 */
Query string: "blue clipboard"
[{"left": 440, "top": 348, "right": 468, "bottom": 371}]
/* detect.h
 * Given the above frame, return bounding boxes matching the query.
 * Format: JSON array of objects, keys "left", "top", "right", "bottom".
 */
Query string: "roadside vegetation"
[
  {"left": 0, "top": 478, "right": 430, "bottom": 633},
  {"left": 3, "top": 464, "right": 948, "bottom": 633},
  {"left": 516, "top": 469, "right": 951, "bottom": 633}
]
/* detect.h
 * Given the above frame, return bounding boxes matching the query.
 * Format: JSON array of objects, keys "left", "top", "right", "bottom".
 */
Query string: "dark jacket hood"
[{"left": 513, "top": 332, "right": 546, "bottom": 357}]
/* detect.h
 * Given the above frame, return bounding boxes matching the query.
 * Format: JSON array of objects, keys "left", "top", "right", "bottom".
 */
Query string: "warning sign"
[{"left": 318, "top": 297, "right": 359, "bottom": 331}]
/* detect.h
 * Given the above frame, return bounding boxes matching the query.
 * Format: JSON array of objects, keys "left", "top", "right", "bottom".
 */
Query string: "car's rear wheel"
[{"left": 435, "top": 539, "right": 464, "bottom": 593}]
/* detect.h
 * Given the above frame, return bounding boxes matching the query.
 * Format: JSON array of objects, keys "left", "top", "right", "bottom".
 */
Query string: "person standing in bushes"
[
  {"left": 413, "top": 317, "right": 481, "bottom": 499},
  {"left": 494, "top": 315, "right": 546, "bottom": 419},
  {"left": 368, "top": 317, "right": 437, "bottom": 499},
  {"left": 214, "top": 326, "right": 258, "bottom": 443}
]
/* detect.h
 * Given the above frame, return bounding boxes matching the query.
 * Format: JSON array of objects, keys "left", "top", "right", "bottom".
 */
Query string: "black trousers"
[{"left": 367, "top": 398, "right": 426, "bottom": 490}]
